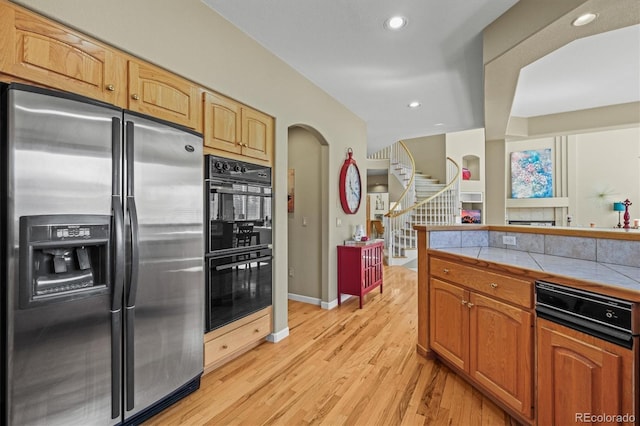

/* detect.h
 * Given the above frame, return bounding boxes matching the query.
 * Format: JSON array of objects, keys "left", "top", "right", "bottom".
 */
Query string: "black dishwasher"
[{"left": 535, "top": 280, "right": 635, "bottom": 349}]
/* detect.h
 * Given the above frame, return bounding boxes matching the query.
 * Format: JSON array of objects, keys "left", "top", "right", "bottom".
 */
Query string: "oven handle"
[
  {"left": 208, "top": 187, "right": 272, "bottom": 197},
  {"left": 215, "top": 255, "right": 272, "bottom": 271}
]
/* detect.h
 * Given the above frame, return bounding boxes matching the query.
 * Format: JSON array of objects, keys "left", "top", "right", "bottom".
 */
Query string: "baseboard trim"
[
  {"left": 267, "top": 327, "right": 289, "bottom": 343},
  {"left": 288, "top": 293, "right": 321, "bottom": 305},
  {"left": 288, "top": 293, "right": 352, "bottom": 310},
  {"left": 321, "top": 294, "right": 352, "bottom": 310}
]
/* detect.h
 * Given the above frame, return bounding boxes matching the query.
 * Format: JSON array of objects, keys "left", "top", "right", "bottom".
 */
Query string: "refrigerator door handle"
[
  {"left": 111, "top": 312, "right": 122, "bottom": 419},
  {"left": 126, "top": 197, "right": 140, "bottom": 308},
  {"left": 111, "top": 117, "right": 124, "bottom": 420},
  {"left": 124, "top": 120, "right": 139, "bottom": 412},
  {"left": 124, "top": 197, "right": 139, "bottom": 411},
  {"left": 125, "top": 120, "right": 140, "bottom": 309},
  {"left": 125, "top": 306, "right": 135, "bottom": 411}
]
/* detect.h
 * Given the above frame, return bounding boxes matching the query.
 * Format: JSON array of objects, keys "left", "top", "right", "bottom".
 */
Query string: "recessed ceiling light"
[
  {"left": 385, "top": 16, "right": 407, "bottom": 30},
  {"left": 572, "top": 13, "right": 597, "bottom": 27},
  {"left": 434, "top": 123, "right": 444, "bottom": 126},
  {"left": 408, "top": 101, "right": 421, "bottom": 108}
]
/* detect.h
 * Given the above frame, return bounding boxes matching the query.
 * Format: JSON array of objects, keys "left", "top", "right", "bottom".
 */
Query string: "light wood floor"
[{"left": 146, "top": 266, "right": 518, "bottom": 425}]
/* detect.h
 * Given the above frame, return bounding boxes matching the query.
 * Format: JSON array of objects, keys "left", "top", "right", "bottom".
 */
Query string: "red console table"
[{"left": 337, "top": 240, "right": 383, "bottom": 308}]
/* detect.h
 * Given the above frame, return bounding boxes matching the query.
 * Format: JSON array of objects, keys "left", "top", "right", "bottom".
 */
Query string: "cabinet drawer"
[
  {"left": 204, "top": 313, "right": 271, "bottom": 367},
  {"left": 430, "top": 257, "right": 532, "bottom": 308}
]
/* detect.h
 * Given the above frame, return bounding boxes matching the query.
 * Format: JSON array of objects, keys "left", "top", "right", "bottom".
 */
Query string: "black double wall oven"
[{"left": 205, "top": 155, "right": 272, "bottom": 332}]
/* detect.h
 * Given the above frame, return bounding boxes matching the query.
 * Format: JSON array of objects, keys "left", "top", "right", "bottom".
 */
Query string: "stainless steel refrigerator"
[{"left": 0, "top": 83, "right": 204, "bottom": 425}]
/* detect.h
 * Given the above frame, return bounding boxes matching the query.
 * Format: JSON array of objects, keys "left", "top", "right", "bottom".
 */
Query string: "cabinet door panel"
[
  {"left": 0, "top": 3, "right": 126, "bottom": 105},
  {"left": 537, "top": 319, "right": 632, "bottom": 426},
  {"left": 469, "top": 293, "right": 532, "bottom": 418},
  {"left": 203, "top": 91, "right": 242, "bottom": 154},
  {"left": 241, "top": 107, "right": 272, "bottom": 162},
  {"left": 128, "top": 60, "right": 200, "bottom": 129},
  {"left": 430, "top": 278, "right": 469, "bottom": 371}
]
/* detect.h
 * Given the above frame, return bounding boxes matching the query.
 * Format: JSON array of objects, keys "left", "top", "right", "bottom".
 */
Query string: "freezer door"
[
  {"left": 4, "top": 85, "right": 121, "bottom": 425},
  {"left": 123, "top": 113, "right": 204, "bottom": 420}
]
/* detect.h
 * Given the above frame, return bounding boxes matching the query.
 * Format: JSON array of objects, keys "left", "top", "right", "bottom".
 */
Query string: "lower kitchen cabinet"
[
  {"left": 469, "top": 292, "right": 532, "bottom": 417},
  {"left": 429, "top": 257, "right": 534, "bottom": 421},
  {"left": 204, "top": 306, "right": 272, "bottom": 374},
  {"left": 537, "top": 318, "right": 636, "bottom": 425}
]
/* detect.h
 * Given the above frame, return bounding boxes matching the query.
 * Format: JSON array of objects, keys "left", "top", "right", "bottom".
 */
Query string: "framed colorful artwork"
[
  {"left": 287, "top": 169, "right": 295, "bottom": 212},
  {"left": 461, "top": 209, "right": 481, "bottom": 224},
  {"left": 510, "top": 149, "right": 553, "bottom": 199}
]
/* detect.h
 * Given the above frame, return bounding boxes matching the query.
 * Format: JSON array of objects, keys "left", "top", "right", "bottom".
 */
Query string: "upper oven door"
[{"left": 206, "top": 179, "right": 272, "bottom": 252}]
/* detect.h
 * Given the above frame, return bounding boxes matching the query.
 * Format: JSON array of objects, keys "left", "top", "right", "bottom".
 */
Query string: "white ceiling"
[
  {"left": 201, "top": 0, "right": 639, "bottom": 153},
  {"left": 201, "top": 0, "right": 518, "bottom": 154},
  {"left": 511, "top": 24, "right": 640, "bottom": 118}
]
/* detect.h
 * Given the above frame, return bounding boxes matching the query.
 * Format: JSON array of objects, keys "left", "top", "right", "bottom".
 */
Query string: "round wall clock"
[{"left": 339, "top": 148, "right": 361, "bottom": 214}]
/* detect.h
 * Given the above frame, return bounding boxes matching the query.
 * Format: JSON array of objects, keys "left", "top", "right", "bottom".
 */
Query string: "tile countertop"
[{"left": 434, "top": 246, "right": 640, "bottom": 294}]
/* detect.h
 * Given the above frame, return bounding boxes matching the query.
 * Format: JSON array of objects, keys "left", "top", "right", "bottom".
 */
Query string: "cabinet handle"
[
  {"left": 443, "top": 268, "right": 449, "bottom": 274},
  {"left": 106, "top": 84, "right": 115, "bottom": 91},
  {"left": 222, "top": 344, "right": 228, "bottom": 349},
  {"left": 461, "top": 300, "right": 468, "bottom": 305},
  {"left": 254, "top": 328, "right": 260, "bottom": 333},
  {"left": 131, "top": 94, "right": 140, "bottom": 100},
  {"left": 467, "top": 302, "right": 475, "bottom": 308},
  {"left": 490, "top": 283, "right": 498, "bottom": 289}
]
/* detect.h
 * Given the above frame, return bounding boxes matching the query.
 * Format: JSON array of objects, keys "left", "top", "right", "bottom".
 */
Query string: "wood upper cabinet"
[
  {"left": 537, "top": 318, "right": 635, "bottom": 426},
  {"left": 429, "top": 256, "right": 534, "bottom": 420},
  {"left": 203, "top": 90, "right": 273, "bottom": 165},
  {"left": 128, "top": 60, "right": 200, "bottom": 130},
  {"left": 203, "top": 91, "right": 242, "bottom": 155},
  {"left": 0, "top": 1, "right": 127, "bottom": 106},
  {"left": 241, "top": 107, "right": 272, "bottom": 162}
]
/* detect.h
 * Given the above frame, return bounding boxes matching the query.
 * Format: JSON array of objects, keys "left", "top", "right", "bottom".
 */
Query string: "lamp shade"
[{"left": 613, "top": 202, "right": 625, "bottom": 212}]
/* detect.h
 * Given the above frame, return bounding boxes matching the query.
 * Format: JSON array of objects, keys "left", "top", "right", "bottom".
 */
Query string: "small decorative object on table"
[
  {"left": 462, "top": 167, "right": 471, "bottom": 180},
  {"left": 613, "top": 202, "right": 625, "bottom": 228},
  {"left": 353, "top": 224, "right": 366, "bottom": 241},
  {"left": 622, "top": 199, "right": 632, "bottom": 229}
]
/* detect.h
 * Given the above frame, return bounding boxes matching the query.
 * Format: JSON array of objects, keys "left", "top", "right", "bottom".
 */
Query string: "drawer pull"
[
  {"left": 443, "top": 268, "right": 449, "bottom": 274},
  {"left": 106, "top": 84, "right": 115, "bottom": 91},
  {"left": 221, "top": 344, "right": 228, "bottom": 349},
  {"left": 461, "top": 300, "right": 468, "bottom": 305},
  {"left": 467, "top": 302, "right": 475, "bottom": 308},
  {"left": 254, "top": 328, "right": 260, "bottom": 333},
  {"left": 490, "top": 283, "right": 498, "bottom": 289},
  {"left": 131, "top": 93, "right": 140, "bottom": 100}
]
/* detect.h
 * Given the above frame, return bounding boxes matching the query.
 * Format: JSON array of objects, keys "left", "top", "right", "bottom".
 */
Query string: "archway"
[{"left": 287, "top": 125, "right": 329, "bottom": 305}]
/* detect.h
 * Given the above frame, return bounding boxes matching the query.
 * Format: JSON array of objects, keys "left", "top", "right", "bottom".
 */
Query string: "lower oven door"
[{"left": 206, "top": 248, "right": 272, "bottom": 332}]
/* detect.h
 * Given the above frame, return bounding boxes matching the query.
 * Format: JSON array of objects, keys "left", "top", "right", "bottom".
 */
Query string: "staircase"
[{"left": 369, "top": 141, "right": 460, "bottom": 266}]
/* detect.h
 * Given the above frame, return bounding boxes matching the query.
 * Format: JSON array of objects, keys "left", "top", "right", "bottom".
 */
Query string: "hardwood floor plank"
[{"left": 145, "top": 266, "right": 516, "bottom": 426}]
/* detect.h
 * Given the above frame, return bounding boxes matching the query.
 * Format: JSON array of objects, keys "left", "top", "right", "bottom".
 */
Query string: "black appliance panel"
[
  {"left": 205, "top": 154, "right": 271, "bottom": 186},
  {"left": 206, "top": 248, "right": 272, "bottom": 331},
  {"left": 535, "top": 281, "right": 634, "bottom": 348}
]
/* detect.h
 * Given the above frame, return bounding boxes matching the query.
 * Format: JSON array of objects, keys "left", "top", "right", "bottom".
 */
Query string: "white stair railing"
[{"left": 368, "top": 141, "right": 460, "bottom": 264}]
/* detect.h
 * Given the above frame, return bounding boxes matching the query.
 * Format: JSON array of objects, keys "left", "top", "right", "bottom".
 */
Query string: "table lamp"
[{"left": 613, "top": 202, "right": 625, "bottom": 228}]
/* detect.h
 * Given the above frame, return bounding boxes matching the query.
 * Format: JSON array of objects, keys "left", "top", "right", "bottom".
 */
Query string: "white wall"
[
  {"left": 446, "top": 128, "right": 486, "bottom": 194},
  {"left": 505, "top": 126, "right": 640, "bottom": 228},
  {"left": 404, "top": 135, "right": 446, "bottom": 183},
  {"left": 12, "top": 0, "right": 367, "bottom": 335},
  {"left": 570, "top": 127, "right": 640, "bottom": 228}
]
